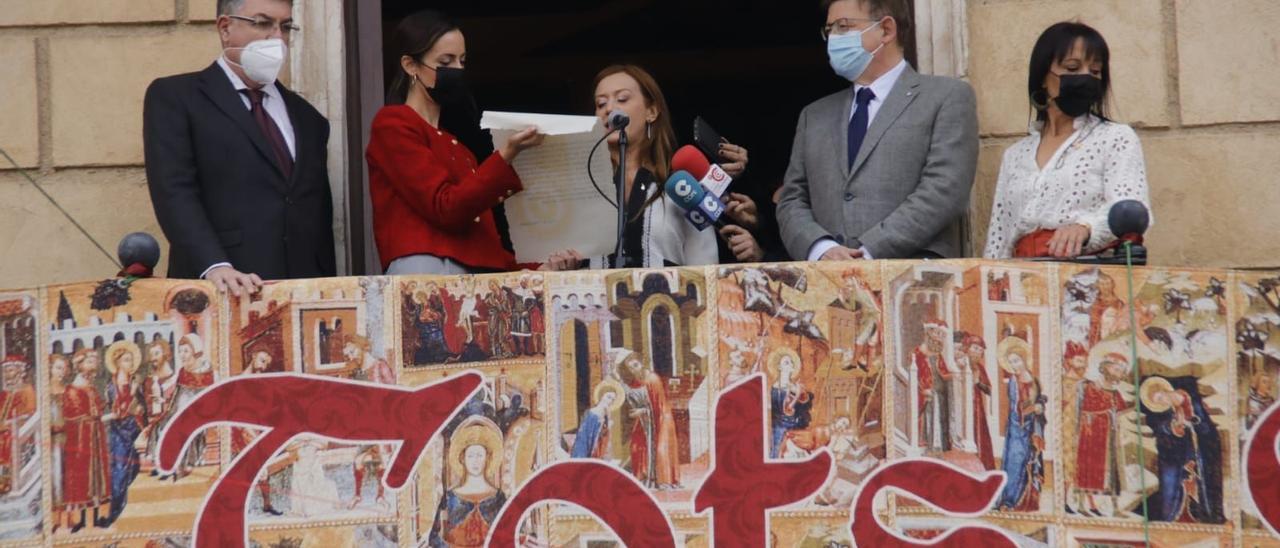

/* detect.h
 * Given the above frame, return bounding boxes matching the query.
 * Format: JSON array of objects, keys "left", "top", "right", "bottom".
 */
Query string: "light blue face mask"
[{"left": 827, "top": 20, "right": 884, "bottom": 82}]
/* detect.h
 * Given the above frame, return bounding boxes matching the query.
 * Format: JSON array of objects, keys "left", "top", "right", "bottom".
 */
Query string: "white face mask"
[{"left": 225, "top": 38, "right": 287, "bottom": 86}]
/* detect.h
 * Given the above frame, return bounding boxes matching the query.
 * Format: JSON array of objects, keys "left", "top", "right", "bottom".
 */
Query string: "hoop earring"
[{"left": 1030, "top": 88, "right": 1050, "bottom": 111}]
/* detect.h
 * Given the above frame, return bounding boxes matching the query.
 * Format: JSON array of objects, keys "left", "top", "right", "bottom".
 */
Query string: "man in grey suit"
[{"left": 778, "top": 0, "right": 978, "bottom": 261}]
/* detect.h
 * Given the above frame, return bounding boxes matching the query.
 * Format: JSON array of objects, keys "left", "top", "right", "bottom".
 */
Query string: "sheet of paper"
[
  {"left": 481, "top": 111, "right": 599, "bottom": 136},
  {"left": 487, "top": 112, "right": 617, "bottom": 263}
]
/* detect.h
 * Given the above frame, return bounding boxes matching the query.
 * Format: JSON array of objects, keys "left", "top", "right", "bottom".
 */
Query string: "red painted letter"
[
  {"left": 157, "top": 373, "right": 482, "bottom": 547},
  {"left": 1247, "top": 400, "right": 1280, "bottom": 537},
  {"left": 488, "top": 461, "right": 676, "bottom": 547},
  {"left": 850, "top": 458, "right": 1016, "bottom": 547},
  {"left": 694, "top": 375, "right": 832, "bottom": 547}
]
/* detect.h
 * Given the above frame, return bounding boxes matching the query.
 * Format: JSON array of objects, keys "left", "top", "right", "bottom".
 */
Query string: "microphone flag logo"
[
  {"left": 674, "top": 180, "right": 694, "bottom": 198},
  {"left": 701, "top": 195, "right": 724, "bottom": 218}
]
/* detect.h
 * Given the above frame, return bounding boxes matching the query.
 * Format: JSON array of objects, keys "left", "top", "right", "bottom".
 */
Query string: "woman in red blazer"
[{"left": 367, "top": 11, "right": 569, "bottom": 275}]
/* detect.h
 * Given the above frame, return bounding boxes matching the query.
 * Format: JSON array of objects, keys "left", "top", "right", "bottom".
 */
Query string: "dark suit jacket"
[{"left": 143, "top": 62, "right": 336, "bottom": 280}]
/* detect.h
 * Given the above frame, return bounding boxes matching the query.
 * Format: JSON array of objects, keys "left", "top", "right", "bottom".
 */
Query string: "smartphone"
[{"left": 693, "top": 116, "right": 726, "bottom": 163}]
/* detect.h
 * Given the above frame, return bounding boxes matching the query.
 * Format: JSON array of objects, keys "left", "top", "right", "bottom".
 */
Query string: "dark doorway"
[
  {"left": 649, "top": 306, "right": 674, "bottom": 378},
  {"left": 574, "top": 320, "right": 591, "bottom": 419},
  {"left": 346, "top": 1, "right": 915, "bottom": 273}
]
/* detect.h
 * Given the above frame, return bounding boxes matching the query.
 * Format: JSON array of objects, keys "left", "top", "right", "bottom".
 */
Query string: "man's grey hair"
[
  {"left": 217, "top": 0, "right": 293, "bottom": 17},
  {"left": 216, "top": 0, "right": 245, "bottom": 16}
]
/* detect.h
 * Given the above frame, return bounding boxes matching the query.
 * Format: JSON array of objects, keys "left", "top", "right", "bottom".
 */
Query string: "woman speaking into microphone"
[
  {"left": 366, "top": 10, "right": 553, "bottom": 275},
  {"left": 547, "top": 64, "right": 755, "bottom": 269}
]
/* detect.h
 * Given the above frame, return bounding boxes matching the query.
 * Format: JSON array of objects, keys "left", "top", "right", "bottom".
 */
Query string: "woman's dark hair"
[
  {"left": 386, "top": 10, "right": 459, "bottom": 105},
  {"left": 386, "top": 11, "right": 512, "bottom": 251},
  {"left": 384, "top": 11, "right": 489, "bottom": 156},
  {"left": 1027, "top": 21, "right": 1111, "bottom": 122}
]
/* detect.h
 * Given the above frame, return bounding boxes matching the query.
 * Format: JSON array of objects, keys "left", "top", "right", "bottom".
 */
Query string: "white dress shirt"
[
  {"left": 982, "top": 115, "right": 1152, "bottom": 259},
  {"left": 807, "top": 59, "right": 910, "bottom": 262},
  {"left": 849, "top": 58, "right": 908, "bottom": 124},
  {"left": 216, "top": 56, "right": 296, "bottom": 158},
  {"left": 203, "top": 57, "right": 298, "bottom": 279}
]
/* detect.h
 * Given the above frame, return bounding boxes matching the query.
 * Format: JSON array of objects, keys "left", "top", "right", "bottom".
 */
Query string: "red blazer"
[{"left": 366, "top": 105, "right": 523, "bottom": 272}]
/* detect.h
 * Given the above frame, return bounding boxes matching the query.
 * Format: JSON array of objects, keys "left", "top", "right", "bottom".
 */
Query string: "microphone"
[
  {"left": 606, "top": 109, "right": 632, "bottom": 267},
  {"left": 1030, "top": 200, "right": 1150, "bottom": 265},
  {"left": 606, "top": 110, "right": 630, "bottom": 131},
  {"left": 671, "top": 145, "right": 732, "bottom": 198},
  {"left": 1108, "top": 199, "right": 1150, "bottom": 244},
  {"left": 117, "top": 232, "right": 161, "bottom": 278},
  {"left": 1105, "top": 199, "right": 1149, "bottom": 265},
  {"left": 663, "top": 170, "right": 728, "bottom": 231}
]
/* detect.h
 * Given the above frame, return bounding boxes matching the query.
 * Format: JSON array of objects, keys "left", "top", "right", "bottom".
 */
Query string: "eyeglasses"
[
  {"left": 821, "top": 17, "right": 880, "bottom": 41},
  {"left": 227, "top": 14, "right": 301, "bottom": 36}
]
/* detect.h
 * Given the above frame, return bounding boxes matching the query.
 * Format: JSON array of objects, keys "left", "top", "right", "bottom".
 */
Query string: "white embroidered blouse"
[{"left": 983, "top": 115, "right": 1152, "bottom": 259}]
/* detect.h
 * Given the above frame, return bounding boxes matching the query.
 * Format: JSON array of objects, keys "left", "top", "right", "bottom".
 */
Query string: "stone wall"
[
  {"left": 0, "top": 1, "right": 221, "bottom": 288},
  {"left": 0, "top": 0, "right": 353, "bottom": 290},
  {"left": 966, "top": 0, "right": 1280, "bottom": 267}
]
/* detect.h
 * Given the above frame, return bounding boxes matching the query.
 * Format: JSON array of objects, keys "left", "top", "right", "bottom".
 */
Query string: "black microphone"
[
  {"left": 1108, "top": 199, "right": 1150, "bottom": 243},
  {"left": 1040, "top": 200, "right": 1150, "bottom": 265},
  {"left": 606, "top": 110, "right": 630, "bottom": 131},
  {"left": 117, "top": 232, "right": 161, "bottom": 277},
  {"left": 1105, "top": 199, "right": 1149, "bottom": 265},
  {"left": 606, "top": 109, "right": 632, "bottom": 267}
]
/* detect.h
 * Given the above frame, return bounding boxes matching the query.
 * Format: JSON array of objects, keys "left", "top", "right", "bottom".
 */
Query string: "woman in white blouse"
[{"left": 984, "top": 22, "right": 1152, "bottom": 260}]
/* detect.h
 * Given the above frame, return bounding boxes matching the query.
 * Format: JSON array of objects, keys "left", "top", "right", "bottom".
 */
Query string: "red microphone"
[
  {"left": 671, "top": 145, "right": 732, "bottom": 197},
  {"left": 672, "top": 145, "right": 710, "bottom": 177}
]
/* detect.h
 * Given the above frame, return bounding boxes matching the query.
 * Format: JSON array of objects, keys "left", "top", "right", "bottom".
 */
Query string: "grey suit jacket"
[{"left": 777, "top": 65, "right": 979, "bottom": 260}]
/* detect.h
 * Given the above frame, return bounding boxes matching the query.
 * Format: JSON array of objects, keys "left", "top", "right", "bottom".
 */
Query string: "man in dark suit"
[
  {"left": 777, "top": 0, "right": 978, "bottom": 261},
  {"left": 144, "top": 0, "right": 335, "bottom": 293}
]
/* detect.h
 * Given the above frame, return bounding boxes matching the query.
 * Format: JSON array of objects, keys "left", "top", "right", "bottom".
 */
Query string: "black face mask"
[
  {"left": 420, "top": 65, "right": 473, "bottom": 108},
  {"left": 1054, "top": 74, "right": 1102, "bottom": 118}
]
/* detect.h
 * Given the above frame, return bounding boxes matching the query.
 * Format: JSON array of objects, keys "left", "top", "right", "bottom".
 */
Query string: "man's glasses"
[
  {"left": 821, "top": 17, "right": 880, "bottom": 41},
  {"left": 227, "top": 14, "right": 301, "bottom": 36}
]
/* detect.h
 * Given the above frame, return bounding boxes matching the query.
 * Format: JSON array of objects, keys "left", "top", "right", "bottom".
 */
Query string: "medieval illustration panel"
[
  {"left": 1059, "top": 266, "right": 1231, "bottom": 531},
  {"left": 245, "top": 521, "right": 399, "bottom": 548},
  {"left": 1237, "top": 271, "right": 1280, "bottom": 538},
  {"left": 44, "top": 279, "right": 220, "bottom": 543},
  {"left": 1245, "top": 529, "right": 1280, "bottom": 548},
  {"left": 886, "top": 261, "right": 1057, "bottom": 518},
  {"left": 716, "top": 263, "right": 885, "bottom": 510},
  {"left": 3, "top": 262, "right": 1277, "bottom": 546},
  {"left": 550, "top": 514, "right": 708, "bottom": 548},
  {"left": 397, "top": 273, "right": 546, "bottom": 369},
  {"left": 767, "top": 515, "right": 854, "bottom": 548},
  {"left": 402, "top": 364, "right": 547, "bottom": 547},
  {"left": 1064, "top": 525, "right": 1230, "bottom": 548},
  {"left": 0, "top": 290, "right": 39, "bottom": 542},
  {"left": 547, "top": 268, "right": 713, "bottom": 509},
  {"left": 226, "top": 277, "right": 400, "bottom": 532},
  {"left": 892, "top": 512, "right": 1056, "bottom": 546}
]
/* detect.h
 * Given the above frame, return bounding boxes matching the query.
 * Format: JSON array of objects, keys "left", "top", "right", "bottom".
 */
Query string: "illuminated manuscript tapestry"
[{"left": 4, "top": 260, "right": 1279, "bottom": 547}]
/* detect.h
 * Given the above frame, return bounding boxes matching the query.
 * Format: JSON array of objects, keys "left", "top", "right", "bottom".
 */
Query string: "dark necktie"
[
  {"left": 242, "top": 88, "right": 294, "bottom": 180},
  {"left": 848, "top": 87, "right": 876, "bottom": 170}
]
